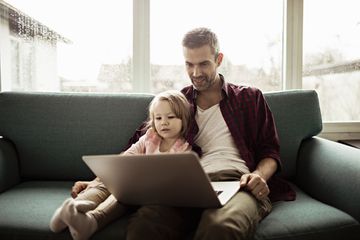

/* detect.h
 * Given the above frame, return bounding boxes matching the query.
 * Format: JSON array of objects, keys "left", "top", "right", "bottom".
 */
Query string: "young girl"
[{"left": 49, "top": 90, "right": 192, "bottom": 240}]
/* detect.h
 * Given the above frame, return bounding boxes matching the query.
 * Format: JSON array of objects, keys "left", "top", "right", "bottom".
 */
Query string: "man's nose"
[{"left": 192, "top": 66, "right": 201, "bottom": 77}]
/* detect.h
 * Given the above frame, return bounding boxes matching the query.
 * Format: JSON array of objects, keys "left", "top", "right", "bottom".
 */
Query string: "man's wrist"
[
  {"left": 252, "top": 170, "right": 266, "bottom": 180},
  {"left": 254, "top": 157, "right": 278, "bottom": 181}
]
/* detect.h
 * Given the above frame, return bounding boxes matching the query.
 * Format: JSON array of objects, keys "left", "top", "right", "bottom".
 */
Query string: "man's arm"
[
  {"left": 240, "top": 157, "right": 278, "bottom": 200},
  {"left": 254, "top": 89, "right": 281, "bottom": 172}
]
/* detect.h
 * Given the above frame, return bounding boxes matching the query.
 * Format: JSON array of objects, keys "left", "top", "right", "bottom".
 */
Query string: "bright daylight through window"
[
  {"left": 0, "top": 0, "right": 359, "bottom": 123},
  {"left": 150, "top": 0, "right": 283, "bottom": 93},
  {"left": 1, "top": 0, "right": 132, "bottom": 93},
  {"left": 303, "top": 0, "right": 360, "bottom": 121}
]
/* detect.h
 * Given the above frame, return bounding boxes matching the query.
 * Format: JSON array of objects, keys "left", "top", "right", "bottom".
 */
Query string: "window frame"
[
  {"left": 284, "top": 0, "right": 359, "bottom": 140},
  {"left": 1, "top": 0, "right": 359, "bottom": 139},
  {"left": 132, "top": 0, "right": 360, "bottom": 140},
  {"left": 133, "top": 0, "right": 150, "bottom": 92}
]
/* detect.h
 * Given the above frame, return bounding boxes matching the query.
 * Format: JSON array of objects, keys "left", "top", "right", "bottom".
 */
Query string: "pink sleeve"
[
  {"left": 171, "top": 138, "right": 192, "bottom": 153},
  {"left": 124, "top": 134, "right": 147, "bottom": 154}
]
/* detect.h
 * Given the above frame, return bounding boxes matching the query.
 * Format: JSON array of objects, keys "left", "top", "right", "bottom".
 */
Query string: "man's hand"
[
  {"left": 71, "top": 181, "right": 90, "bottom": 198},
  {"left": 240, "top": 173, "right": 269, "bottom": 200},
  {"left": 240, "top": 157, "right": 277, "bottom": 200}
]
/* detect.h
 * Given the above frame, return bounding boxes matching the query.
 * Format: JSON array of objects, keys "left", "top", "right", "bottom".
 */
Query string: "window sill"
[{"left": 319, "top": 122, "right": 360, "bottom": 141}]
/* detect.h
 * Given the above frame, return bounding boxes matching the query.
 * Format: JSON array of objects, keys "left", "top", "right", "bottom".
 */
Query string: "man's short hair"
[{"left": 182, "top": 27, "right": 219, "bottom": 57}]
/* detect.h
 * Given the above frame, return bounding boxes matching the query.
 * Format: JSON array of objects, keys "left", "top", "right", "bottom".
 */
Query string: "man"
[{"left": 72, "top": 27, "right": 295, "bottom": 239}]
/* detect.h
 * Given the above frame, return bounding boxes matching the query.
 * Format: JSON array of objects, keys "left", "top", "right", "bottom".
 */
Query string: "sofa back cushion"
[
  {"left": 264, "top": 90, "right": 322, "bottom": 179},
  {"left": 0, "top": 92, "right": 154, "bottom": 180},
  {"left": 0, "top": 90, "right": 322, "bottom": 181}
]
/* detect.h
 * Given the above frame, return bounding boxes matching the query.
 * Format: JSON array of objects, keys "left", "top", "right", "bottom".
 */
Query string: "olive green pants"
[{"left": 126, "top": 170, "right": 272, "bottom": 240}]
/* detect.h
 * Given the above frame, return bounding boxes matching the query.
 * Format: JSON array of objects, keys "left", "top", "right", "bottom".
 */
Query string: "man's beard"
[{"left": 191, "top": 73, "right": 216, "bottom": 91}]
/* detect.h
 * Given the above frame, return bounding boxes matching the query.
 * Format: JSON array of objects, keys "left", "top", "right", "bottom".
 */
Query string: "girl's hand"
[{"left": 71, "top": 181, "right": 90, "bottom": 198}]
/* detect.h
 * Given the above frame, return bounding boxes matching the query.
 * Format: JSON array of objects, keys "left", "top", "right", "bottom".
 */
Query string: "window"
[
  {"left": 1, "top": 0, "right": 360, "bottom": 130},
  {"left": 303, "top": 0, "right": 360, "bottom": 121},
  {"left": 0, "top": 0, "right": 132, "bottom": 92},
  {"left": 10, "top": 39, "right": 20, "bottom": 88},
  {"left": 150, "top": 0, "right": 284, "bottom": 93}
]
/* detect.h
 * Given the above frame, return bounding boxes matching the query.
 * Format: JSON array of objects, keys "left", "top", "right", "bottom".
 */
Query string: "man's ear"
[{"left": 216, "top": 52, "right": 224, "bottom": 66}]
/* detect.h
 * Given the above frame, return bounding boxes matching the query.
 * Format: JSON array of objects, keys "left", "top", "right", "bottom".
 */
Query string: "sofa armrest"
[
  {"left": 296, "top": 137, "right": 360, "bottom": 222},
  {"left": 0, "top": 138, "right": 20, "bottom": 192}
]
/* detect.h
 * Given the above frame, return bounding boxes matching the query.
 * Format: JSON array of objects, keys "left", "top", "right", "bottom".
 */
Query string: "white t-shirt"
[{"left": 195, "top": 104, "right": 250, "bottom": 174}]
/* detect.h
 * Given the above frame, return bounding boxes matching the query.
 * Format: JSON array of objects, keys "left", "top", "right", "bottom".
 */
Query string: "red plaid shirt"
[
  {"left": 182, "top": 78, "right": 280, "bottom": 172},
  {"left": 125, "top": 75, "right": 295, "bottom": 202}
]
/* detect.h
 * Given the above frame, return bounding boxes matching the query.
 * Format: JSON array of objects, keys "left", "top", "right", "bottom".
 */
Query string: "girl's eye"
[
  {"left": 168, "top": 116, "right": 176, "bottom": 119},
  {"left": 155, "top": 117, "right": 161, "bottom": 120}
]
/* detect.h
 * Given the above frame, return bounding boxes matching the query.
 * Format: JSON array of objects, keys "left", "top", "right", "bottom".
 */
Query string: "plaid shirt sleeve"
[
  {"left": 253, "top": 88, "right": 281, "bottom": 169},
  {"left": 223, "top": 83, "right": 295, "bottom": 201}
]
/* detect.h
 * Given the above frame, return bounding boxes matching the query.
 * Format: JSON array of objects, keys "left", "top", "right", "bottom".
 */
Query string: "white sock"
[
  {"left": 61, "top": 199, "right": 98, "bottom": 240},
  {"left": 49, "top": 198, "right": 72, "bottom": 233},
  {"left": 73, "top": 200, "right": 97, "bottom": 213}
]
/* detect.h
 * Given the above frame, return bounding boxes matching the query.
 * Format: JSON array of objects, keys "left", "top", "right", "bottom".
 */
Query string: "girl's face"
[{"left": 153, "top": 100, "right": 183, "bottom": 140}]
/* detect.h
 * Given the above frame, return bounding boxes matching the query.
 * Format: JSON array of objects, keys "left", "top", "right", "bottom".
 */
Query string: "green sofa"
[{"left": 0, "top": 90, "right": 359, "bottom": 240}]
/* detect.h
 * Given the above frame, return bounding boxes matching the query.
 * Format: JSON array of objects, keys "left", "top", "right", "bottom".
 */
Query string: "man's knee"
[
  {"left": 195, "top": 216, "right": 254, "bottom": 239},
  {"left": 127, "top": 217, "right": 157, "bottom": 240},
  {"left": 196, "top": 204, "right": 258, "bottom": 239},
  {"left": 126, "top": 206, "right": 184, "bottom": 240}
]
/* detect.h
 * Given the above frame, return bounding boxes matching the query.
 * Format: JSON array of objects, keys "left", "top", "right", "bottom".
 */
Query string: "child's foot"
[
  {"left": 61, "top": 199, "right": 98, "bottom": 240},
  {"left": 49, "top": 198, "right": 72, "bottom": 232}
]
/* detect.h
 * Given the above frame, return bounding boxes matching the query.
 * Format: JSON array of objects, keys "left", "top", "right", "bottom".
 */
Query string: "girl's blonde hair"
[{"left": 147, "top": 90, "right": 191, "bottom": 138}]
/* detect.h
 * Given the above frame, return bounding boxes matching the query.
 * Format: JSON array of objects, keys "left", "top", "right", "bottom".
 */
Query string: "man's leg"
[
  {"left": 194, "top": 170, "right": 272, "bottom": 240},
  {"left": 126, "top": 205, "right": 201, "bottom": 240}
]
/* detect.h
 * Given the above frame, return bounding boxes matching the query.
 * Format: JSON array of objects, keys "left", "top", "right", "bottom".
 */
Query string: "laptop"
[{"left": 82, "top": 152, "right": 240, "bottom": 208}]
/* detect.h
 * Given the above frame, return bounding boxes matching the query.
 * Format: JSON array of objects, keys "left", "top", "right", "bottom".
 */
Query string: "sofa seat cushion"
[
  {"left": 1, "top": 182, "right": 359, "bottom": 240},
  {"left": 0, "top": 181, "right": 129, "bottom": 240},
  {"left": 255, "top": 184, "right": 359, "bottom": 240},
  {"left": 0, "top": 181, "right": 72, "bottom": 239}
]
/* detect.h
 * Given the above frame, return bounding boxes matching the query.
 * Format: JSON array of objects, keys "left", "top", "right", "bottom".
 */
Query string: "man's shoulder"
[
  {"left": 179, "top": 83, "right": 264, "bottom": 99},
  {"left": 226, "top": 82, "right": 263, "bottom": 98},
  {"left": 181, "top": 85, "right": 192, "bottom": 94},
  {"left": 180, "top": 85, "right": 194, "bottom": 100}
]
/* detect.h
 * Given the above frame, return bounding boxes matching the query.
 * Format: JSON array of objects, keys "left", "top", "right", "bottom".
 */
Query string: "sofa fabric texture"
[{"left": 0, "top": 90, "right": 359, "bottom": 240}]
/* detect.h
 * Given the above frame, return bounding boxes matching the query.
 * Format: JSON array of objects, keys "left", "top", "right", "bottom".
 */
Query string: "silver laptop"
[{"left": 82, "top": 152, "right": 240, "bottom": 208}]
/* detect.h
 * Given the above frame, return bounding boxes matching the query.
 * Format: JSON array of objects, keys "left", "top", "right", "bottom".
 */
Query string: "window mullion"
[
  {"left": 283, "top": 0, "right": 303, "bottom": 90},
  {"left": 133, "top": 0, "right": 150, "bottom": 93}
]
